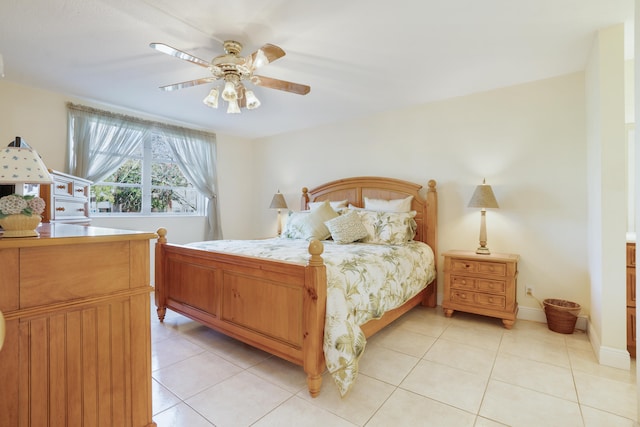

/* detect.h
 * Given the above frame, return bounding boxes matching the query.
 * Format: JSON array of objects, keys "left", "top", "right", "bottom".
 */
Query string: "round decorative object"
[{"left": 0, "top": 214, "right": 42, "bottom": 238}]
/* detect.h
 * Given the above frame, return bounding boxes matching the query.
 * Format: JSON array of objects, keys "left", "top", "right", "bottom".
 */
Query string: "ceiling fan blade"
[
  {"left": 247, "top": 44, "right": 286, "bottom": 70},
  {"left": 150, "top": 42, "right": 211, "bottom": 68},
  {"left": 158, "top": 77, "right": 218, "bottom": 91},
  {"left": 251, "top": 75, "right": 310, "bottom": 95}
]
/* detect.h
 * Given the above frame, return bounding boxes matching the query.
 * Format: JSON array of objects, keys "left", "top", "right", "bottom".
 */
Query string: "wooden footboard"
[{"left": 154, "top": 229, "right": 328, "bottom": 396}]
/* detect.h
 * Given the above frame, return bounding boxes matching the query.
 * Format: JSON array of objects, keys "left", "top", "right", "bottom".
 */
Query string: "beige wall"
[{"left": 252, "top": 73, "right": 589, "bottom": 320}]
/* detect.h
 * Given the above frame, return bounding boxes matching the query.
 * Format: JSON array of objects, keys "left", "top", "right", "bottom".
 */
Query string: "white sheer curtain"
[
  {"left": 157, "top": 126, "right": 222, "bottom": 240},
  {"left": 66, "top": 103, "right": 222, "bottom": 240},
  {"left": 67, "top": 105, "right": 149, "bottom": 183}
]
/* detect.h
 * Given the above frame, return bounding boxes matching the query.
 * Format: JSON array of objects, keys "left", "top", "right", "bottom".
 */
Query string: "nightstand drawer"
[
  {"left": 450, "top": 290, "right": 474, "bottom": 304},
  {"left": 450, "top": 259, "right": 506, "bottom": 277},
  {"left": 475, "top": 293, "right": 506, "bottom": 309},
  {"left": 451, "top": 276, "right": 476, "bottom": 290},
  {"left": 477, "top": 279, "right": 506, "bottom": 294}
]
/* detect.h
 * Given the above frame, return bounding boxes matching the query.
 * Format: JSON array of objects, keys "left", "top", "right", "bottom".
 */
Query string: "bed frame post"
[
  {"left": 303, "top": 239, "right": 327, "bottom": 397},
  {"left": 155, "top": 228, "right": 168, "bottom": 321},
  {"left": 423, "top": 180, "right": 438, "bottom": 308}
]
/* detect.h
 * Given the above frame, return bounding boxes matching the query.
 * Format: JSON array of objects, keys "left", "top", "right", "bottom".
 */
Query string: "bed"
[{"left": 154, "top": 176, "right": 438, "bottom": 397}]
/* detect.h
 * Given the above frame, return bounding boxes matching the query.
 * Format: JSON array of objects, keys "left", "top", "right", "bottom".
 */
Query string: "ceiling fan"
[{"left": 149, "top": 40, "right": 310, "bottom": 114}]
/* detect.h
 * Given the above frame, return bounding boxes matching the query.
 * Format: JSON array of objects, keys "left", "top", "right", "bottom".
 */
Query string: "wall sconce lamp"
[
  {"left": 468, "top": 179, "right": 499, "bottom": 255},
  {"left": 269, "top": 190, "right": 288, "bottom": 236}
]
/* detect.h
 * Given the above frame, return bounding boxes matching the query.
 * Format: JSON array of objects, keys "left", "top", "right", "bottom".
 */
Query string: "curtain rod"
[{"left": 66, "top": 102, "right": 217, "bottom": 140}]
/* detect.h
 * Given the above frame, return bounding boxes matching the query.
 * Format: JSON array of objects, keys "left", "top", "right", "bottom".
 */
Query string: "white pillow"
[
  {"left": 325, "top": 211, "right": 368, "bottom": 244},
  {"left": 300, "top": 201, "right": 339, "bottom": 240},
  {"left": 308, "top": 200, "right": 348, "bottom": 211},
  {"left": 364, "top": 196, "right": 413, "bottom": 213}
]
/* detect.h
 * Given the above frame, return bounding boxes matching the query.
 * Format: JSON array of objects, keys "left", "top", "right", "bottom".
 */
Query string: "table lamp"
[
  {"left": 269, "top": 190, "right": 288, "bottom": 236},
  {"left": 468, "top": 179, "right": 499, "bottom": 255}
]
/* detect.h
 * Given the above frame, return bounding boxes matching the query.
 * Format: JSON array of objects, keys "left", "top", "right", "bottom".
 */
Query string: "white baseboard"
[{"left": 586, "top": 318, "right": 631, "bottom": 370}]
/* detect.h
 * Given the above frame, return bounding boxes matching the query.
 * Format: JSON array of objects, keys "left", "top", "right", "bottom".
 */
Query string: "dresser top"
[
  {"left": 442, "top": 250, "right": 520, "bottom": 263},
  {"left": 0, "top": 223, "right": 156, "bottom": 248}
]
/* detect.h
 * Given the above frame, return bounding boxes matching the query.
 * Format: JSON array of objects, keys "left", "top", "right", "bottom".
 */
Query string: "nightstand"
[{"left": 442, "top": 250, "right": 520, "bottom": 329}]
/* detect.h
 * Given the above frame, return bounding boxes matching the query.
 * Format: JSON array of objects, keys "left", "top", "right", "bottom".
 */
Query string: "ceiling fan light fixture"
[
  {"left": 227, "top": 98, "right": 241, "bottom": 114},
  {"left": 222, "top": 80, "right": 237, "bottom": 101},
  {"left": 245, "top": 90, "right": 261, "bottom": 109},
  {"left": 203, "top": 87, "right": 219, "bottom": 108}
]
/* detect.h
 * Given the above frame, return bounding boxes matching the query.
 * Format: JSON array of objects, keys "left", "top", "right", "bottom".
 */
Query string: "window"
[{"left": 91, "top": 134, "right": 203, "bottom": 215}]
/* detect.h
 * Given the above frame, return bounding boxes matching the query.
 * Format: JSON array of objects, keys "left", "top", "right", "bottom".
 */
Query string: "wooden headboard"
[{"left": 301, "top": 176, "right": 438, "bottom": 257}]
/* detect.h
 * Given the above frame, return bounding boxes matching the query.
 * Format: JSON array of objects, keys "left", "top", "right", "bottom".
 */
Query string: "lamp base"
[{"left": 475, "top": 246, "right": 491, "bottom": 255}]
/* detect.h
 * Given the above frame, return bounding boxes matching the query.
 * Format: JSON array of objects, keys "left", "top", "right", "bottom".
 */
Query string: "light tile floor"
[{"left": 151, "top": 305, "right": 638, "bottom": 427}]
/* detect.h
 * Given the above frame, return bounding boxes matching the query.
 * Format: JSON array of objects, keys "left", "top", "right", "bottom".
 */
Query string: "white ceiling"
[{"left": 0, "top": 0, "right": 634, "bottom": 139}]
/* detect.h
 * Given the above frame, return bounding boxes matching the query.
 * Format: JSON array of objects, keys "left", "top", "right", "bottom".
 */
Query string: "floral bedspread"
[{"left": 185, "top": 238, "right": 436, "bottom": 396}]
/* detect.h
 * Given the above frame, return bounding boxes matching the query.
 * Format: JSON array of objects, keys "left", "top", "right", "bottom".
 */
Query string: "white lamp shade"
[{"left": 0, "top": 147, "right": 53, "bottom": 184}]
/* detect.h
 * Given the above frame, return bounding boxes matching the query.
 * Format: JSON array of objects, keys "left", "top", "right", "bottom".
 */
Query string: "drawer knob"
[
  {"left": 56, "top": 207, "right": 65, "bottom": 212},
  {"left": 489, "top": 297, "right": 494, "bottom": 303},
  {"left": 461, "top": 280, "right": 466, "bottom": 285},
  {"left": 77, "top": 208, "right": 84, "bottom": 212},
  {"left": 56, "top": 185, "right": 66, "bottom": 189},
  {"left": 76, "top": 189, "right": 84, "bottom": 193},
  {"left": 460, "top": 293, "right": 467, "bottom": 299}
]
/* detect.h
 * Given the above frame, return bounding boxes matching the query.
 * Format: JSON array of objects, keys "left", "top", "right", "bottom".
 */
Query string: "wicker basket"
[
  {"left": 543, "top": 299, "right": 581, "bottom": 334},
  {"left": 0, "top": 214, "right": 41, "bottom": 238}
]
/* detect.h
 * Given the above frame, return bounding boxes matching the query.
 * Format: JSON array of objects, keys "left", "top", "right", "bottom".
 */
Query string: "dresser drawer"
[
  {"left": 450, "top": 259, "right": 506, "bottom": 277},
  {"left": 52, "top": 199, "right": 88, "bottom": 219},
  {"left": 53, "top": 176, "right": 74, "bottom": 197}
]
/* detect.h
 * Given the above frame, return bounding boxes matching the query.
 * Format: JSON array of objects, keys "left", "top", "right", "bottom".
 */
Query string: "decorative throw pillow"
[
  {"left": 299, "top": 200, "right": 339, "bottom": 240},
  {"left": 357, "top": 210, "right": 417, "bottom": 245},
  {"left": 324, "top": 211, "right": 368, "bottom": 244},
  {"left": 364, "top": 195, "right": 413, "bottom": 213}
]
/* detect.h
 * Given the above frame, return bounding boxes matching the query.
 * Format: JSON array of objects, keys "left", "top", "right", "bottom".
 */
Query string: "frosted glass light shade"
[
  {"left": 203, "top": 88, "right": 219, "bottom": 108},
  {"left": 245, "top": 90, "right": 261, "bottom": 109},
  {"left": 222, "top": 81, "right": 237, "bottom": 101},
  {"left": 226, "top": 98, "right": 241, "bottom": 114}
]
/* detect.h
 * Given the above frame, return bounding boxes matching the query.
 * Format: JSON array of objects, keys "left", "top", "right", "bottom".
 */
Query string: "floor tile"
[
  {"left": 153, "top": 351, "right": 244, "bottom": 400},
  {"left": 400, "top": 359, "right": 488, "bottom": 413},
  {"left": 491, "top": 353, "right": 577, "bottom": 401},
  {"left": 573, "top": 371, "right": 637, "bottom": 419},
  {"left": 153, "top": 402, "right": 214, "bottom": 427},
  {"left": 423, "top": 338, "right": 496, "bottom": 377},
  {"left": 186, "top": 371, "right": 292, "bottom": 427},
  {"left": 253, "top": 396, "right": 357, "bottom": 427},
  {"left": 366, "top": 388, "right": 476, "bottom": 427},
  {"left": 479, "top": 380, "right": 583, "bottom": 427},
  {"left": 358, "top": 344, "right": 420, "bottom": 385}
]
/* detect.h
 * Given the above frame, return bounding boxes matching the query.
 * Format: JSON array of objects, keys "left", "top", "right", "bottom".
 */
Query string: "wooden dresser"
[
  {"left": 0, "top": 224, "right": 156, "bottom": 427},
  {"left": 40, "top": 170, "right": 92, "bottom": 224},
  {"left": 627, "top": 242, "right": 636, "bottom": 358},
  {"left": 442, "top": 250, "right": 520, "bottom": 329}
]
